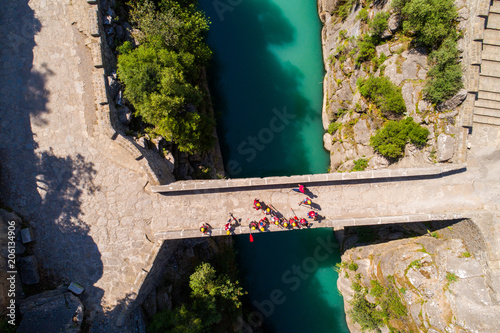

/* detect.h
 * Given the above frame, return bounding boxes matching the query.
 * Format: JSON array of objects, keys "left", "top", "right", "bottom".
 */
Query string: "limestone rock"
[
  {"left": 437, "top": 89, "right": 467, "bottom": 111},
  {"left": 156, "top": 285, "right": 173, "bottom": 312},
  {"left": 388, "top": 13, "right": 401, "bottom": 32},
  {"left": 353, "top": 119, "right": 371, "bottom": 145},
  {"left": 18, "top": 288, "right": 83, "bottom": 333},
  {"left": 323, "top": 132, "right": 333, "bottom": 151},
  {"left": 18, "top": 255, "right": 40, "bottom": 285},
  {"left": 437, "top": 134, "right": 455, "bottom": 162},
  {"left": 456, "top": 7, "right": 469, "bottom": 21},
  {"left": 375, "top": 43, "right": 391, "bottom": 57}
]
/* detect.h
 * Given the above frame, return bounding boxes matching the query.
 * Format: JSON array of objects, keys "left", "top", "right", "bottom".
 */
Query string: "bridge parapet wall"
[{"left": 151, "top": 164, "right": 466, "bottom": 193}]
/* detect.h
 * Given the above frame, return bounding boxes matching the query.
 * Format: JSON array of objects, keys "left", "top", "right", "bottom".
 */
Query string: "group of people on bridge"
[{"left": 200, "top": 184, "right": 320, "bottom": 235}]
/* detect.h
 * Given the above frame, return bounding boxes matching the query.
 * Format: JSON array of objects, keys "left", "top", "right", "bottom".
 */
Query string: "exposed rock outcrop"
[
  {"left": 337, "top": 220, "right": 500, "bottom": 333},
  {"left": 319, "top": 1, "right": 468, "bottom": 172}
]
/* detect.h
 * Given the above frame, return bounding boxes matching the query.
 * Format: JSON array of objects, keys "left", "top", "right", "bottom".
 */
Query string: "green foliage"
[
  {"left": 190, "top": 262, "right": 246, "bottom": 312},
  {"left": 352, "top": 158, "right": 369, "bottom": 171},
  {"left": 446, "top": 272, "right": 458, "bottom": 283},
  {"left": 328, "top": 122, "right": 342, "bottom": 135},
  {"left": 410, "top": 259, "right": 422, "bottom": 269},
  {"left": 335, "top": 0, "right": 357, "bottom": 21},
  {"left": 400, "top": 0, "right": 457, "bottom": 48},
  {"left": 424, "top": 37, "right": 463, "bottom": 104},
  {"left": 357, "top": 8, "right": 369, "bottom": 22},
  {"left": 370, "top": 117, "right": 429, "bottom": 160},
  {"left": 118, "top": 42, "right": 215, "bottom": 153},
  {"left": 352, "top": 281, "right": 363, "bottom": 292},
  {"left": 348, "top": 292, "right": 383, "bottom": 331},
  {"left": 461, "top": 252, "right": 471, "bottom": 258},
  {"left": 370, "top": 280, "right": 384, "bottom": 298},
  {"left": 118, "top": 0, "right": 215, "bottom": 154},
  {"left": 370, "top": 12, "right": 390, "bottom": 36},
  {"left": 356, "top": 34, "right": 378, "bottom": 66},
  {"left": 148, "top": 305, "right": 203, "bottom": 333},
  {"left": 358, "top": 76, "right": 406, "bottom": 116},
  {"left": 130, "top": 0, "right": 212, "bottom": 64},
  {"left": 348, "top": 262, "right": 359, "bottom": 271},
  {"left": 372, "top": 52, "right": 388, "bottom": 71}
]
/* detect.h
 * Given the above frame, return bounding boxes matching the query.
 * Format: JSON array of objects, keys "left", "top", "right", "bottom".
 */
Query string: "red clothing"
[{"left": 299, "top": 185, "right": 305, "bottom": 193}]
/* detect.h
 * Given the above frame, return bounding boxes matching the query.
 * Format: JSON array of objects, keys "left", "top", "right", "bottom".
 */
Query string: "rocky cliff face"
[
  {"left": 318, "top": 0, "right": 470, "bottom": 172},
  {"left": 336, "top": 220, "right": 500, "bottom": 332}
]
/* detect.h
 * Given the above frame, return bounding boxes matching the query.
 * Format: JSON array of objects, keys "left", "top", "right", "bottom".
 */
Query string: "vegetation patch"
[
  {"left": 358, "top": 76, "right": 406, "bottom": 116},
  {"left": 117, "top": 0, "right": 215, "bottom": 154},
  {"left": 148, "top": 262, "right": 246, "bottom": 332},
  {"left": 352, "top": 158, "right": 369, "bottom": 171},
  {"left": 393, "top": 0, "right": 462, "bottom": 104},
  {"left": 370, "top": 117, "right": 429, "bottom": 160}
]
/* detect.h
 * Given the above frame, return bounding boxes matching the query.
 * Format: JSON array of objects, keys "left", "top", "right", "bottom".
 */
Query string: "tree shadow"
[
  {"left": 0, "top": 0, "right": 105, "bottom": 329},
  {"left": 201, "top": 0, "right": 327, "bottom": 178}
]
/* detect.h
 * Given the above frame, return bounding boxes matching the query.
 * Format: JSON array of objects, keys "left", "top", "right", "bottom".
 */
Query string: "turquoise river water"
[
  {"left": 200, "top": 1, "right": 348, "bottom": 332},
  {"left": 201, "top": 0, "right": 329, "bottom": 178}
]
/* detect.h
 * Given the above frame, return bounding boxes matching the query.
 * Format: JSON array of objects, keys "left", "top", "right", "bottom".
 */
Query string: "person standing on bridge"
[{"left": 292, "top": 184, "right": 306, "bottom": 194}]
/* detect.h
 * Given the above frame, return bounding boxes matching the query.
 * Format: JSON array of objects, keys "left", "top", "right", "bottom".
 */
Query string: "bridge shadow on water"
[
  {"left": 201, "top": 0, "right": 326, "bottom": 178},
  {"left": 0, "top": 0, "right": 105, "bottom": 329}
]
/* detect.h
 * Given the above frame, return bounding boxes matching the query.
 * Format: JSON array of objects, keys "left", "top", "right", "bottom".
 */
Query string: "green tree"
[
  {"left": 370, "top": 117, "right": 429, "bottom": 159},
  {"left": 424, "top": 37, "right": 463, "bottom": 104},
  {"left": 189, "top": 263, "right": 246, "bottom": 326},
  {"left": 400, "top": 0, "right": 457, "bottom": 47},
  {"left": 117, "top": 42, "right": 215, "bottom": 153}
]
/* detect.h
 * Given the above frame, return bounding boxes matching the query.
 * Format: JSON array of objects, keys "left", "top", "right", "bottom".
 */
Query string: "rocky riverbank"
[
  {"left": 317, "top": 0, "right": 471, "bottom": 172},
  {"left": 336, "top": 220, "right": 500, "bottom": 332},
  {"left": 90, "top": 0, "right": 225, "bottom": 182}
]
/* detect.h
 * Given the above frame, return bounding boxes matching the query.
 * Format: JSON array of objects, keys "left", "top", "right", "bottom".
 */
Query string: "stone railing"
[
  {"left": 85, "top": 1, "right": 162, "bottom": 185},
  {"left": 151, "top": 163, "right": 466, "bottom": 193}
]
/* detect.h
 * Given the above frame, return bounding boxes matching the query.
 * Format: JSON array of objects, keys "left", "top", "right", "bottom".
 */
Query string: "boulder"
[
  {"left": 375, "top": 43, "right": 391, "bottom": 57},
  {"left": 388, "top": 13, "right": 401, "bottom": 32},
  {"left": 353, "top": 119, "right": 372, "bottom": 145},
  {"left": 437, "top": 134, "right": 455, "bottom": 162},
  {"left": 18, "top": 288, "right": 83, "bottom": 333},
  {"left": 437, "top": 89, "right": 467, "bottom": 111},
  {"left": 323, "top": 133, "right": 333, "bottom": 151},
  {"left": 18, "top": 255, "right": 40, "bottom": 285}
]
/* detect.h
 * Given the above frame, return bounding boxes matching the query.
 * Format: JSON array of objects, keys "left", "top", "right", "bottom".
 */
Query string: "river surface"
[
  {"left": 233, "top": 229, "right": 349, "bottom": 333},
  {"left": 200, "top": 1, "right": 347, "bottom": 331},
  {"left": 200, "top": 0, "right": 329, "bottom": 178}
]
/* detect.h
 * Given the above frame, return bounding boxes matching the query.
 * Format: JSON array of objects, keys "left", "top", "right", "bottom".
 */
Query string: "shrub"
[
  {"left": 370, "top": 12, "right": 390, "bottom": 36},
  {"left": 348, "top": 262, "right": 359, "bottom": 271},
  {"left": 400, "top": 0, "right": 458, "bottom": 48},
  {"left": 446, "top": 272, "right": 458, "bottom": 283},
  {"left": 348, "top": 292, "right": 383, "bottom": 331},
  {"left": 424, "top": 37, "right": 463, "bottom": 104},
  {"left": 335, "top": 0, "right": 357, "bottom": 21},
  {"left": 370, "top": 117, "right": 429, "bottom": 160},
  {"left": 461, "top": 252, "right": 471, "bottom": 258},
  {"left": 328, "top": 122, "right": 342, "bottom": 135},
  {"left": 356, "top": 36, "right": 377, "bottom": 65},
  {"left": 352, "top": 158, "right": 369, "bottom": 171},
  {"left": 148, "top": 305, "right": 203, "bottom": 333},
  {"left": 357, "top": 8, "right": 369, "bottom": 22},
  {"left": 370, "top": 280, "right": 385, "bottom": 298},
  {"left": 358, "top": 76, "right": 406, "bottom": 116}
]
